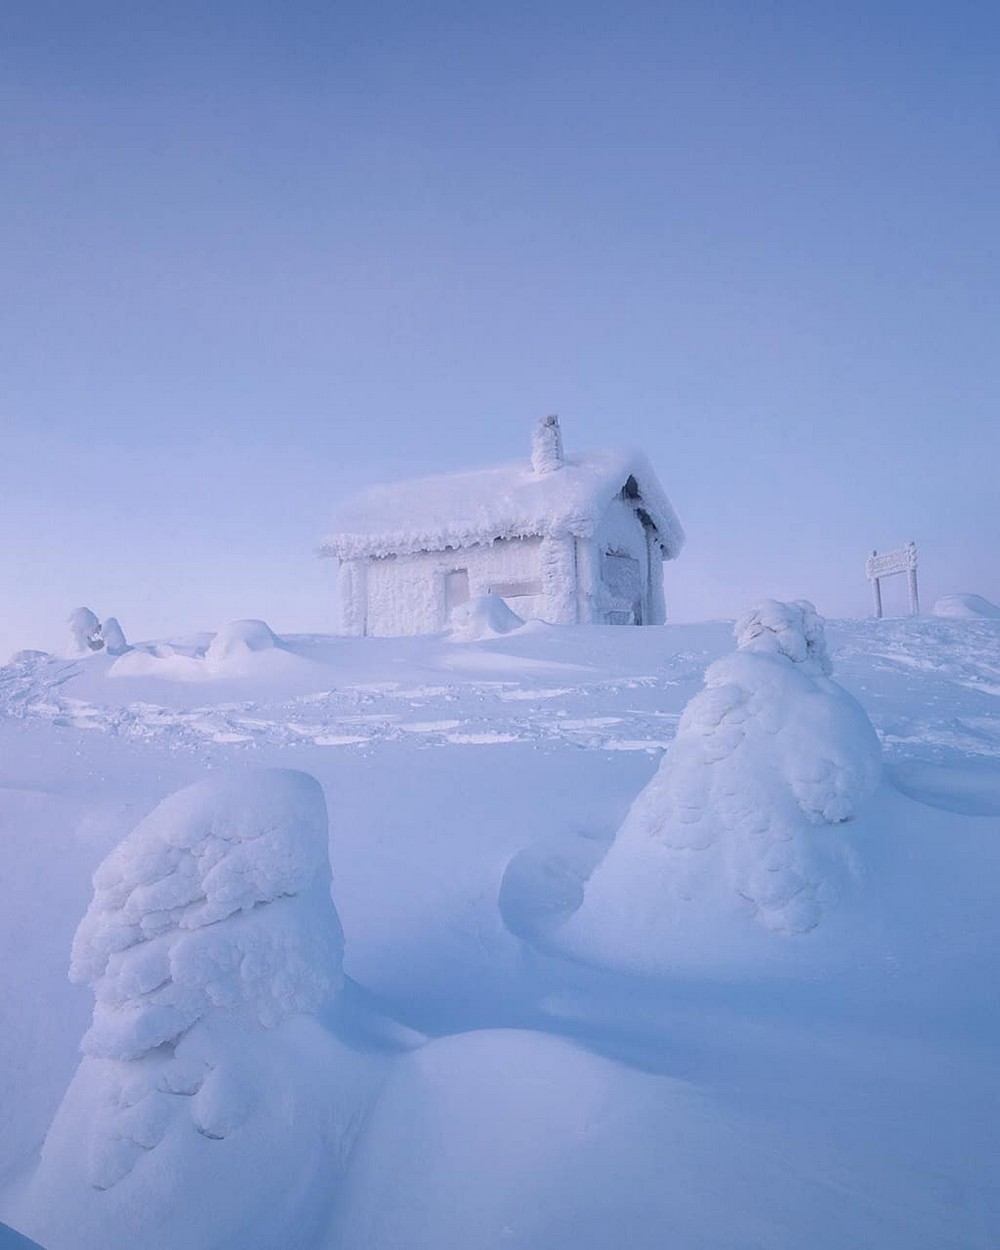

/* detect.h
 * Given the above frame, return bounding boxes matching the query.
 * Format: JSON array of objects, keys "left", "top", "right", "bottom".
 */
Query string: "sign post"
[{"left": 865, "top": 542, "right": 919, "bottom": 619}]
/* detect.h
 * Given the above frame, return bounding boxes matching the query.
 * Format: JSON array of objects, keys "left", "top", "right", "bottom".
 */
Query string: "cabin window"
[{"left": 487, "top": 580, "right": 542, "bottom": 600}]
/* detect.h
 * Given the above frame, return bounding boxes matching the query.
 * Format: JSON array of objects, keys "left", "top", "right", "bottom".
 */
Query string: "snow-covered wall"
[
  {"left": 338, "top": 486, "right": 670, "bottom": 636},
  {"left": 588, "top": 499, "right": 657, "bottom": 624},
  {"left": 356, "top": 537, "right": 546, "bottom": 636}
]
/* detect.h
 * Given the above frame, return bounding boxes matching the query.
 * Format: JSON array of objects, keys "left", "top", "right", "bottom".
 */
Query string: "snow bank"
[
  {"left": 932, "top": 593, "right": 1000, "bottom": 619},
  {"left": 15, "top": 770, "right": 367, "bottom": 1250},
  {"left": 204, "top": 618, "right": 278, "bottom": 662},
  {"left": 108, "top": 620, "right": 303, "bottom": 682},
  {"left": 448, "top": 595, "right": 525, "bottom": 641},
  {"left": 557, "top": 601, "right": 882, "bottom": 972}
]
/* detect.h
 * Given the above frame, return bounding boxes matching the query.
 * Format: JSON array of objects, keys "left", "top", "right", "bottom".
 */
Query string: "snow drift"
[
  {"left": 108, "top": 619, "right": 309, "bottom": 681},
  {"left": 557, "top": 601, "right": 882, "bottom": 972},
  {"left": 448, "top": 595, "right": 525, "bottom": 641},
  {"left": 14, "top": 769, "right": 373, "bottom": 1250},
  {"left": 932, "top": 593, "right": 1000, "bottom": 620}
]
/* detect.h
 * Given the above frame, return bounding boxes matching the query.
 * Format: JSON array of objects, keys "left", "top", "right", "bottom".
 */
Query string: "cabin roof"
[{"left": 319, "top": 448, "right": 685, "bottom": 561}]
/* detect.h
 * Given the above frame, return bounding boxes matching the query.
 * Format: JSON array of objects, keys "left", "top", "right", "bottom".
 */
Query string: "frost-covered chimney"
[{"left": 531, "top": 414, "right": 564, "bottom": 475}]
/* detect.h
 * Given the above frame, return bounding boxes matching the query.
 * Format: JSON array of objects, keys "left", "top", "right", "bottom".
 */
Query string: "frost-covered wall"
[
  {"left": 342, "top": 496, "right": 668, "bottom": 636},
  {"left": 585, "top": 498, "right": 659, "bottom": 625},
  {"left": 330, "top": 424, "right": 681, "bottom": 636},
  {"left": 355, "top": 537, "right": 546, "bottom": 636}
]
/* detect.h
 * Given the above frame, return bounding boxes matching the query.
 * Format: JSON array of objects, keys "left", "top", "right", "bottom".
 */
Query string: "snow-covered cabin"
[{"left": 319, "top": 416, "right": 684, "bottom": 636}]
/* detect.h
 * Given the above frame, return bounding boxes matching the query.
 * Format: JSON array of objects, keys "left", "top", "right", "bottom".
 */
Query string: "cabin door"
[
  {"left": 603, "top": 552, "right": 643, "bottom": 625},
  {"left": 445, "top": 568, "right": 470, "bottom": 614}
]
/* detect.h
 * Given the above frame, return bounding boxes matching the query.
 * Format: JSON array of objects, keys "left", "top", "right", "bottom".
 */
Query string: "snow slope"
[{"left": 0, "top": 613, "right": 998, "bottom": 1248}]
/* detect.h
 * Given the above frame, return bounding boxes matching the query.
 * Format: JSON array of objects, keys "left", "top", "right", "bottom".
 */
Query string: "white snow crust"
[
  {"left": 320, "top": 447, "right": 684, "bottom": 561},
  {"left": 108, "top": 619, "right": 307, "bottom": 682},
  {"left": 2, "top": 613, "right": 999, "bottom": 1250}
]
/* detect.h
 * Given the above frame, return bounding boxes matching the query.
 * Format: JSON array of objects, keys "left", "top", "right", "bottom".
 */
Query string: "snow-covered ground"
[{"left": 0, "top": 613, "right": 998, "bottom": 1248}]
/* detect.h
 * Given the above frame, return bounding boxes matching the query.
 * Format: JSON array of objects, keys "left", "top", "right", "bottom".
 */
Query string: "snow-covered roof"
[{"left": 320, "top": 448, "right": 685, "bottom": 561}]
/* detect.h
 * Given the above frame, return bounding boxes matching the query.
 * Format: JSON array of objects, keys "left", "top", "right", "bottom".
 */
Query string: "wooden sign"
[{"left": 866, "top": 542, "right": 919, "bottom": 618}]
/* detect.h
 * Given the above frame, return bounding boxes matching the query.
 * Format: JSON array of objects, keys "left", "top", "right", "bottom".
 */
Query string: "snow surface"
[
  {"left": 0, "top": 1224, "right": 41, "bottom": 1250},
  {"left": 447, "top": 594, "right": 525, "bottom": 641},
  {"left": 0, "top": 612, "right": 998, "bottom": 1248},
  {"left": 933, "top": 592, "right": 1000, "bottom": 619},
  {"left": 319, "top": 446, "right": 684, "bottom": 560},
  {"left": 107, "top": 618, "right": 313, "bottom": 682}
]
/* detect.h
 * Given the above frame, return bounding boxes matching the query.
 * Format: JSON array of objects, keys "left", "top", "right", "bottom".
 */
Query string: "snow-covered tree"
[
  {"left": 100, "top": 617, "right": 128, "bottom": 656},
  {"left": 561, "top": 601, "right": 882, "bottom": 970},
  {"left": 18, "top": 770, "right": 367, "bottom": 1250},
  {"left": 68, "top": 607, "right": 103, "bottom": 654}
]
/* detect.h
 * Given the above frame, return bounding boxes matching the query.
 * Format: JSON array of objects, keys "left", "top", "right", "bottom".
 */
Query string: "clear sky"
[{"left": 2, "top": 1, "right": 998, "bottom": 657}]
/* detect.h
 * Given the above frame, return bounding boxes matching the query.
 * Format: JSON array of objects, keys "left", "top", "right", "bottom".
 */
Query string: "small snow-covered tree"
[
  {"left": 20, "top": 769, "right": 355, "bottom": 1250},
  {"left": 100, "top": 617, "right": 128, "bottom": 656},
  {"left": 562, "top": 600, "right": 882, "bottom": 971},
  {"left": 68, "top": 607, "right": 103, "bottom": 654}
]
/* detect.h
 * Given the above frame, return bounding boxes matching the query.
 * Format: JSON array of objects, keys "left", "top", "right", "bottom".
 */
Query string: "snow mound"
[
  {"left": 109, "top": 620, "right": 301, "bottom": 681},
  {"left": 448, "top": 595, "right": 525, "bottom": 641},
  {"left": 100, "top": 617, "right": 129, "bottom": 656},
  {"left": 204, "top": 618, "right": 278, "bottom": 662},
  {"left": 557, "top": 601, "right": 881, "bottom": 971},
  {"left": 932, "top": 593, "right": 1000, "bottom": 619}
]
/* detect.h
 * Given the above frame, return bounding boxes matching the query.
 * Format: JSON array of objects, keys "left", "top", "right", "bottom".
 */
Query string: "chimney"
[{"left": 531, "top": 414, "right": 564, "bottom": 475}]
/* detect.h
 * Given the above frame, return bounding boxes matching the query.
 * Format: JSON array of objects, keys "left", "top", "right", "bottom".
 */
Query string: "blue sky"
[{"left": 2, "top": 1, "right": 998, "bottom": 655}]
